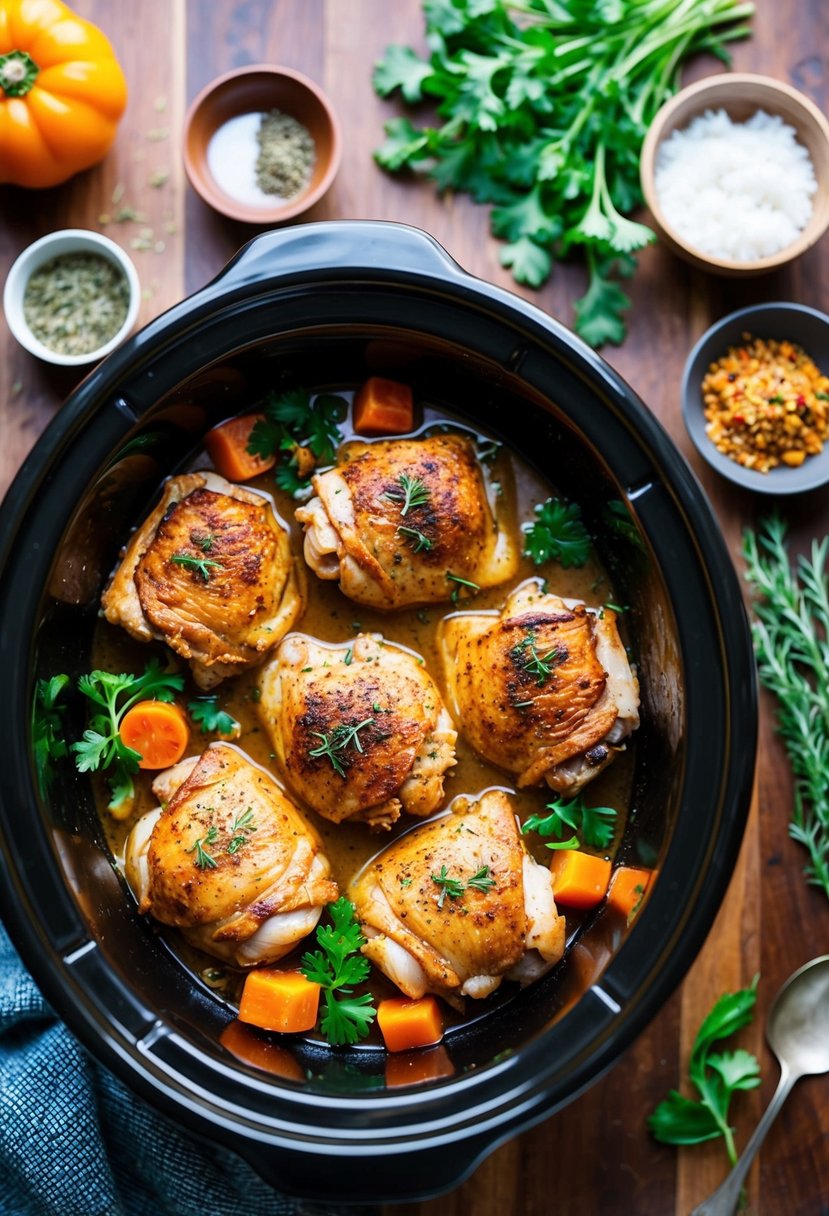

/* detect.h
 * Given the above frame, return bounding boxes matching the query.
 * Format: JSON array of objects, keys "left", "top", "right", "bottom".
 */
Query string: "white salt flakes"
[{"left": 654, "top": 108, "right": 817, "bottom": 262}]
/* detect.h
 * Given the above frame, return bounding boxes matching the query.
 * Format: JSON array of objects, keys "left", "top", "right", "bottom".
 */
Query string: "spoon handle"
[{"left": 690, "top": 1063, "right": 797, "bottom": 1216}]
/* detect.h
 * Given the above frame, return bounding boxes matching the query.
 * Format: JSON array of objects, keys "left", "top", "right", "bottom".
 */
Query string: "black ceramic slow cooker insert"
[{"left": 0, "top": 222, "right": 756, "bottom": 1204}]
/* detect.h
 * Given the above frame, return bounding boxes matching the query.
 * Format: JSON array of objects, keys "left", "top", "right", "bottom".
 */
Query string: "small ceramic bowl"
[
  {"left": 641, "top": 73, "right": 829, "bottom": 275},
  {"left": 3, "top": 229, "right": 140, "bottom": 368},
  {"left": 184, "top": 65, "right": 341, "bottom": 223},
  {"left": 682, "top": 302, "right": 829, "bottom": 494}
]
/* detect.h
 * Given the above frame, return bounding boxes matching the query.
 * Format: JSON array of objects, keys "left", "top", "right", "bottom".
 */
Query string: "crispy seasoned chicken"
[
  {"left": 124, "top": 743, "right": 337, "bottom": 967},
  {"left": 349, "top": 789, "right": 565, "bottom": 1007},
  {"left": 438, "top": 580, "right": 639, "bottom": 795},
  {"left": 101, "top": 472, "right": 303, "bottom": 688},
  {"left": 258, "top": 633, "right": 457, "bottom": 830},
  {"left": 295, "top": 434, "right": 517, "bottom": 609}
]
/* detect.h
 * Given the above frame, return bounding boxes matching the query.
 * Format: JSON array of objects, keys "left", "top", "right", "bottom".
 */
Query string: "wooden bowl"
[
  {"left": 183, "top": 65, "right": 341, "bottom": 223},
  {"left": 640, "top": 74, "right": 829, "bottom": 275}
]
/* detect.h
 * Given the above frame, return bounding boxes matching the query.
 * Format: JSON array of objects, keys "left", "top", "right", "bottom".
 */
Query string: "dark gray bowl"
[{"left": 681, "top": 302, "right": 829, "bottom": 494}]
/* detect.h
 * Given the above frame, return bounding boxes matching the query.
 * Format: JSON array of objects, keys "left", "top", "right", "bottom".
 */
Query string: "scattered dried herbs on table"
[
  {"left": 256, "top": 109, "right": 315, "bottom": 199},
  {"left": 373, "top": 0, "right": 753, "bottom": 347},
  {"left": 23, "top": 252, "right": 130, "bottom": 356}
]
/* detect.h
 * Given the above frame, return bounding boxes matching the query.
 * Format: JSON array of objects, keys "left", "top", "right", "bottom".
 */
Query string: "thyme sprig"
[
  {"left": 743, "top": 516, "right": 829, "bottom": 899},
  {"left": 431, "top": 863, "right": 496, "bottom": 908},
  {"left": 188, "top": 823, "right": 219, "bottom": 870},
  {"left": 397, "top": 524, "right": 433, "bottom": 553},
  {"left": 384, "top": 472, "right": 429, "bottom": 516},
  {"left": 308, "top": 717, "right": 376, "bottom": 777},
  {"left": 511, "top": 628, "right": 561, "bottom": 686}
]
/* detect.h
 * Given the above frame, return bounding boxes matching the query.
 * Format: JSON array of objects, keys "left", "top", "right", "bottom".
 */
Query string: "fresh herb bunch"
[
  {"left": 300, "top": 897, "right": 377, "bottom": 1046},
  {"left": 72, "top": 661, "right": 184, "bottom": 810},
  {"left": 743, "top": 516, "right": 829, "bottom": 900},
  {"left": 32, "top": 674, "right": 70, "bottom": 796},
  {"left": 523, "top": 497, "right": 591, "bottom": 568},
  {"left": 648, "top": 978, "right": 761, "bottom": 1166},
  {"left": 523, "top": 793, "right": 617, "bottom": 850},
  {"left": 187, "top": 695, "right": 240, "bottom": 738},
  {"left": 247, "top": 387, "right": 347, "bottom": 498},
  {"left": 373, "top": 0, "right": 753, "bottom": 346}
]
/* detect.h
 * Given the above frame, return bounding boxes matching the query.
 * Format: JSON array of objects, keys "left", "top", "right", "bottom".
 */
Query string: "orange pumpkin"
[{"left": 0, "top": 0, "right": 127, "bottom": 188}]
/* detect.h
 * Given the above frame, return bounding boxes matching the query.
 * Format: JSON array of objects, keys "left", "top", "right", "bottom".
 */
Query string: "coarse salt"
[{"left": 654, "top": 108, "right": 817, "bottom": 262}]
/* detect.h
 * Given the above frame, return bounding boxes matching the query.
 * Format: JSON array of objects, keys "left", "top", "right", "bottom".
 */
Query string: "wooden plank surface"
[{"left": 2, "top": 2, "right": 828, "bottom": 1213}]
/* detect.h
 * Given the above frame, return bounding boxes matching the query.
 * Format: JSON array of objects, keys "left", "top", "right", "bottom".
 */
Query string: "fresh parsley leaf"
[
  {"left": 170, "top": 553, "right": 222, "bottom": 581},
  {"left": 522, "top": 497, "right": 591, "bottom": 568},
  {"left": 300, "top": 898, "right": 376, "bottom": 1046},
  {"left": 247, "top": 388, "right": 347, "bottom": 498},
  {"left": 32, "top": 674, "right": 70, "bottom": 796},
  {"left": 648, "top": 978, "right": 761, "bottom": 1166},
  {"left": 573, "top": 250, "right": 631, "bottom": 349},
  {"left": 373, "top": 44, "right": 433, "bottom": 102},
  {"left": 187, "top": 695, "right": 240, "bottom": 738},
  {"left": 523, "top": 794, "right": 617, "bottom": 851},
  {"left": 374, "top": 116, "right": 432, "bottom": 172},
  {"left": 499, "top": 236, "right": 553, "bottom": 288}
]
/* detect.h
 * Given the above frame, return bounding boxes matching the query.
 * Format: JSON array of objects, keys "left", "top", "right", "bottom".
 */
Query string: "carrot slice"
[
  {"left": 204, "top": 414, "right": 276, "bottom": 481},
  {"left": 219, "top": 1020, "right": 305, "bottom": 1080},
  {"left": 548, "top": 849, "right": 612, "bottom": 909},
  {"left": 119, "top": 701, "right": 189, "bottom": 770},
  {"left": 238, "top": 969, "right": 321, "bottom": 1034},
  {"left": 607, "top": 866, "right": 652, "bottom": 921},
  {"left": 353, "top": 377, "right": 414, "bottom": 436},
  {"left": 385, "top": 1044, "right": 454, "bottom": 1087},
  {"left": 377, "top": 996, "right": 443, "bottom": 1053}
]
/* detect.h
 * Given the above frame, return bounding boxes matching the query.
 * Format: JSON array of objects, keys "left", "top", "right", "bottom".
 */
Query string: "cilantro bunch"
[
  {"left": 300, "top": 898, "right": 377, "bottom": 1046},
  {"left": 373, "top": 0, "right": 753, "bottom": 346}
]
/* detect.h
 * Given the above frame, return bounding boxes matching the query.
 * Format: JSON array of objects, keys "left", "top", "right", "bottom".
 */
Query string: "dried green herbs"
[
  {"left": 255, "top": 109, "right": 315, "bottom": 199},
  {"left": 23, "top": 252, "right": 130, "bottom": 356}
]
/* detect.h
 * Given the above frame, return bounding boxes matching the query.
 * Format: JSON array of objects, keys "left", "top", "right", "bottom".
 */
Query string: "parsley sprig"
[
  {"left": 648, "top": 979, "right": 761, "bottom": 1166},
  {"left": 308, "top": 718, "right": 376, "bottom": 777},
  {"left": 72, "top": 661, "right": 184, "bottom": 811},
  {"left": 247, "top": 387, "right": 347, "bottom": 498},
  {"left": 373, "top": 0, "right": 752, "bottom": 347},
  {"left": 300, "top": 898, "right": 376, "bottom": 1046},
  {"left": 523, "top": 498, "right": 591, "bottom": 569},
  {"left": 32, "top": 674, "right": 70, "bottom": 796},
  {"left": 171, "top": 553, "right": 222, "bottom": 581},
  {"left": 523, "top": 794, "right": 617, "bottom": 851},
  {"left": 187, "top": 695, "right": 240, "bottom": 738},
  {"left": 431, "top": 863, "right": 496, "bottom": 908}
]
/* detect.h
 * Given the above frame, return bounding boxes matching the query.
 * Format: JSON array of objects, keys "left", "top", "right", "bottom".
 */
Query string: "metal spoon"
[{"left": 691, "top": 955, "right": 829, "bottom": 1216}]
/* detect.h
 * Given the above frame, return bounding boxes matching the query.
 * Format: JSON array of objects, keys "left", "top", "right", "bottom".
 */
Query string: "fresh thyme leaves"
[
  {"left": 191, "top": 531, "right": 216, "bottom": 552},
  {"left": 742, "top": 517, "right": 829, "bottom": 899},
  {"left": 511, "top": 629, "right": 561, "bottom": 686},
  {"left": 247, "top": 387, "right": 347, "bottom": 499},
  {"left": 72, "top": 661, "right": 184, "bottom": 811},
  {"left": 397, "top": 524, "right": 433, "bottom": 553},
  {"left": 171, "top": 553, "right": 222, "bottom": 581},
  {"left": 33, "top": 674, "right": 70, "bottom": 796},
  {"left": 431, "top": 863, "right": 496, "bottom": 908},
  {"left": 373, "top": 0, "right": 752, "bottom": 347},
  {"left": 308, "top": 718, "right": 376, "bottom": 777},
  {"left": 383, "top": 472, "right": 430, "bottom": 516},
  {"left": 523, "top": 498, "right": 591, "bottom": 568},
  {"left": 523, "top": 794, "right": 617, "bottom": 851},
  {"left": 188, "top": 823, "right": 219, "bottom": 870},
  {"left": 648, "top": 978, "right": 761, "bottom": 1166},
  {"left": 446, "top": 571, "right": 480, "bottom": 604},
  {"left": 300, "top": 897, "right": 376, "bottom": 1046},
  {"left": 227, "top": 807, "right": 257, "bottom": 855},
  {"left": 187, "top": 695, "right": 240, "bottom": 738}
]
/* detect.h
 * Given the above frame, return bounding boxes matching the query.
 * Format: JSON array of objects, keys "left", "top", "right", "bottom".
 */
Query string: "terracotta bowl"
[
  {"left": 183, "top": 65, "right": 341, "bottom": 223},
  {"left": 640, "top": 73, "right": 829, "bottom": 275}
]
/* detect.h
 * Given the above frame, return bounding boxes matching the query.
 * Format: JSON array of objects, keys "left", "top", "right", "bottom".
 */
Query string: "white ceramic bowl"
[{"left": 3, "top": 229, "right": 141, "bottom": 367}]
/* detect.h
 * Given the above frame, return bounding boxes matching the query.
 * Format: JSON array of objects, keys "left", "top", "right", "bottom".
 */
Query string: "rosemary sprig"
[
  {"left": 171, "top": 553, "right": 222, "bottom": 581},
  {"left": 188, "top": 823, "right": 218, "bottom": 870},
  {"left": 742, "top": 516, "right": 829, "bottom": 900},
  {"left": 308, "top": 718, "right": 376, "bottom": 776},
  {"left": 446, "top": 571, "right": 480, "bottom": 604},
  {"left": 397, "top": 524, "right": 433, "bottom": 553},
  {"left": 511, "top": 629, "right": 561, "bottom": 686},
  {"left": 227, "top": 807, "right": 256, "bottom": 855},
  {"left": 384, "top": 473, "right": 430, "bottom": 516}
]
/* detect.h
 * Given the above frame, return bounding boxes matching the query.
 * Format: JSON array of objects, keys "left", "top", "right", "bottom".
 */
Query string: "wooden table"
[{"left": 2, "top": 3, "right": 828, "bottom": 1213}]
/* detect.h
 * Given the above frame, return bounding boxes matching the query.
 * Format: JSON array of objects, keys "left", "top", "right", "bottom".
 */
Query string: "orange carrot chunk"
[
  {"left": 204, "top": 414, "right": 276, "bottom": 481},
  {"left": 606, "top": 866, "right": 652, "bottom": 920},
  {"left": 238, "top": 969, "right": 321, "bottom": 1034},
  {"left": 377, "top": 996, "right": 443, "bottom": 1053},
  {"left": 219, "top": 1020, "right": 306, "bottom": 1081},
  {"left": 353, "top": 377, "right": 414, "bottom": 436},
  {"left": 385, "top": 1044, "right": 454, "bottom": 1087},
  {"left": 549, "top": 849, "right": 612, "bottom": 909},
  {"left": 119, "top": 701, "right": 189, "bottom": 770}
]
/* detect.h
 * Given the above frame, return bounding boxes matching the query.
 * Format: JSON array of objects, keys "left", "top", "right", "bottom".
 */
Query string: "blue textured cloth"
[{"left": 0, "top": 920, "right": 364, "bottom": 1216}]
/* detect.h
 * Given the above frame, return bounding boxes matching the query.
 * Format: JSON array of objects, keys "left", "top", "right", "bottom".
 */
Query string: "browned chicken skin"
[
  {"left": 258, "top": 633, "right": 457, "bottom": 829},
  {"left": 438, "top": 580, "right": 640, "bottom": 795},
  {"left": 349, "top": 789, "right": 565, "bottom": 1007},
  {"left": 101, "top": 472, "right": 303, "bottom": 688},
  {"left": 295, "top": 434, "right": 517, "bottom": 609},
  {"left": 124, "top": 743, "right": 337, "bottom": 966}
]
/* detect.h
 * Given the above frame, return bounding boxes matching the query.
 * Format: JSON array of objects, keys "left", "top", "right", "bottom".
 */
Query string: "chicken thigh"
[
  {"left": 124, "top": 743, "right": 337, "bottom": 966},
  {"left": 438, "top": 580, "right": 639, "bottom": 795},
  {"left": 349, "top": 789, "right": 565, "bottom": 1006},
  {"left": 102, "top": 472, "right": 303, "bottom": 688},
  {"left": 295, "top": 434, "right": 517, "bottom": 609},
  {"left": 258, "top": 633, "right": 457, "bottom": 829}
]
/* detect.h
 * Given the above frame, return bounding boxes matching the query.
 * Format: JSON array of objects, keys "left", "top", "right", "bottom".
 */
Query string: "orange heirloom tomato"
[{"left": 0, "top": 0, "right": 127, "bottom": 188}]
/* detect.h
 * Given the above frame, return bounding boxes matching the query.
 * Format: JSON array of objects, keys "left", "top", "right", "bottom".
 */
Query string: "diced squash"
[
  {"left": 549, "top": 849, "right": 612, "bottom": 909},
  {"left": 607, "top": 866, "right": 653, "bottom": 921},
  {"left": 204, "top": 414, "right": 276, "bottom": 481},
  {"left": 377, "top": 995, "right": 443, "bottom": 1053},
  {"left": 238, "top": 969, "right": 320, "bottom": 1034},
  {"left": 353, "top": 377, "right": 414, "bottom": 436}
]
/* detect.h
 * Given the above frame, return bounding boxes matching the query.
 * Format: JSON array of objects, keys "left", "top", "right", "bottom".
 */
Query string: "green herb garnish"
[
  {"left": 187, "top": 695, "right": 240, "bottom": 738},
  {"left": 511, "top": 629, "right": 561, "bottom": 686},
  {"left": 523, "top": 498, "right": 591, "bottom": 568},
  {"left": 446, "top": 571, "right": 480, "bottom": 604},
  {"left": 308, "top": 718, "right": 376, "bottom": 777},
  {"left": 188, "top": 823, "right": 219, "bottom": 870},
  {"left": 383, "top": 472, "right": 430, "bottom": 516},
  {"left": 170, "top": 553, "right": 222, "bottom": 581},
  {"left": 247, "top": 387, "right": 347, "bottom": 499},
  {"left": 72, "top": 661, "right": 184, "bottom": 811},
  {"left": 227, "top": 807, "right": 256, "bottom": 855},
  {"left": 33, "top": 674, "right": 70, "bottom": 796},
  {"left": 648, "top": 979, "right": 761, "bottom": 1166},
  {"left": 431, "top": 863, "right": 496, "bottom": 908},
  {"left": 523, "top": 794, "right": 617, "bottom": 851},
  {"left": 300, "top": 897, "right": 376, "bottom": 1046},
  {"left": 397, "top": 524, "right": 433, "bottom": 553}
]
